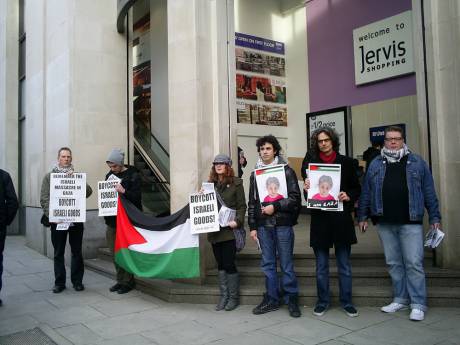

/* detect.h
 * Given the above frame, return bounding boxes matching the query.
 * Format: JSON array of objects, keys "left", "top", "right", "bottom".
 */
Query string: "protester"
[
  {"left": 238, "top": 146, "right": 247, "bottom": 178},
  {"left": 358, "top": 126, "right": 441, "bottom": 321},
  {"left": 0, "top": 169, "right": 19, "bottom": 306},
  {"left": 248, "top": 135, "right": 302, "bottom": 318},
  {"left": 40, "top": 147, "right": 92, "bottom": 293},
  {"left": 207, "top": 154, "right": 246, "bottom": 311},
  {"left": 104, "top": 148, "right": 142, "bottom": 294},
  {"left": 362, "top": 141, "right": 382, "bottom": 170},
  {"left": 302, "top": 127, "right": 361, "bottom": 317}
]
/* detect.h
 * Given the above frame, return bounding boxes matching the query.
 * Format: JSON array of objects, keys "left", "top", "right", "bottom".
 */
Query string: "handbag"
[{"left": 215, "top": 189, "right": 246, "bottom": 252}]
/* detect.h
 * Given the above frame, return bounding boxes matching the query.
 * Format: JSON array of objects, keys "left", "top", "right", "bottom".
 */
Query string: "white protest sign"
[
  {"left": 189, "top": 191, "right": 219, "bottom": 234},
  {"left": 254, "top": 164, "right": 287, "bottom": 205},
  {"left": 97, "top": 174, "right": 121, "bottom": 216},
  {"left": 307, "top": 164, "right": 341, "bottom": 210},
  {"left": 49, "top": 173, "right": 87, "bottom": 223}
]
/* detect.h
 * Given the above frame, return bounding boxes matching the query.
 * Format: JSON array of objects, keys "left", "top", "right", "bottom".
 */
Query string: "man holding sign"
[
  {"left": 104, "top": 148, "right": 142, "bottom": 294},
  {"left": 40, "top": 147, "right": 92, "bottom": 293},
  {"left": 248, "top": 135, "right": 301, "bottom": 318},
  {"left": 302, "top": 127, "right": 361, "bottom": 317}
]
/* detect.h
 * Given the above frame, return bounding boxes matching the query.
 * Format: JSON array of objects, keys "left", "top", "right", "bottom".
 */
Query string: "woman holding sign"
[
  {"left": 206, "top": 154, "right": 246, "bottom": 311},
  {"left": 302, "top": 127, "right": 361, "bottom": 317}
]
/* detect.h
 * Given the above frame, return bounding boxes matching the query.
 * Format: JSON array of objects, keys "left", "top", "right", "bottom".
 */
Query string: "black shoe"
[
  {"left": 109, "top": 283, "right": 122, "bottom": 292},
  {"left": 73, "top": 284, "right": 85, "bottom": 291},
  {"left": 252, "top": 294, "right": 279, "bottom": 315},
  {"left": 0, "top": 298, "right": 2, "bottom": 306},
  {"left": 288, "top": 295, "right": 301, "bottom": 318},
  {"left": 313, "top": 305, "right": 327, "bottom": 316},
  {"left": 52, "top": 285, "right": 66, "bottom": 293},
  {"left": 117, "top": 285, "right": 133, "bottom": 294},
  {"left": 343, "top": 305, "right": 359, "bottom": 317}
]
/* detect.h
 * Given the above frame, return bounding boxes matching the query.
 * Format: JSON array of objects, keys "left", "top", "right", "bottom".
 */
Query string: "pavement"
[{"left": 0, "top": 236, "right": 459, "bottom": 345}]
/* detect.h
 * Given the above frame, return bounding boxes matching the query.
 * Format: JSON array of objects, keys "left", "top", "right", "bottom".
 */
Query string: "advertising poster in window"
[{"left": 235, "top": 33, "right": 287, "bottom": 127}]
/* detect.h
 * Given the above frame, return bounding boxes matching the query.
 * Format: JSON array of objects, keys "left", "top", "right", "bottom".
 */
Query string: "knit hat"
[
  {"left": 213, "top": 154, "right": 232, "bottom": 166},
  {"left": 106, "top": 148, "right": 125, "bottom": 166}
]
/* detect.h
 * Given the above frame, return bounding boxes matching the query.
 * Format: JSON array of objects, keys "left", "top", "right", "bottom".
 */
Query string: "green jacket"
[
  {"left": 40, "top": 172, "right": 93, "bottom": 217},
  {"left": 207, "top": 177, "right": 246, "bottom": 244}
]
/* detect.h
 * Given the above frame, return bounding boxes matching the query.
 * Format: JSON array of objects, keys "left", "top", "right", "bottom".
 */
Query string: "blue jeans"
[
  {"left": 313, "top": 245, "right": 353, "bottom": 308},
  {"left": 377, "top": 223, "right": 427, "bottom": 311},
  {"left": 258, "top": 226, "right": 298, "bottom": 303}
]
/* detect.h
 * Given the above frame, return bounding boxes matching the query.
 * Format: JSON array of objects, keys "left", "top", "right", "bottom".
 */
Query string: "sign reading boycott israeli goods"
[
  {"left": 307, "top": 164, "right": 341, "bottom": 210},
  {"left": 189, "top": 191, "right": 219, "bottom": 234},
  {"left": 49, "top": 173, "right": 87, "bottom": 223},
  {"left": 97, "top": 174, "right": 121, "bottom": 216},
  {"left": 353, "top": 10, "right": 414, "bottom": 85}
]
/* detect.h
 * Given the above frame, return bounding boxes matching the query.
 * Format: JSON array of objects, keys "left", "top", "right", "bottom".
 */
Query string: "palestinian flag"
[{"left": 114, "top": 196, "right": 200, "bottom": 279}]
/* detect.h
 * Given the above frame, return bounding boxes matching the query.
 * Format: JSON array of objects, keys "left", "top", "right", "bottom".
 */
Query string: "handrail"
[
  {"left": 135, "top": 118, "right": 169, "bottom": 158},
  {"left": 134, "top": 139, "right": 170, "bottom": 193}
]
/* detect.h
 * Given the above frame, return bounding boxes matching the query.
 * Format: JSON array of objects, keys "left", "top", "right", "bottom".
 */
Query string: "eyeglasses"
[
  {"left": 384, "top": 137, "right": 403, "bottom": 142},
  {"left": 318, "top": 138, "right": 331, "bottom": 144}
]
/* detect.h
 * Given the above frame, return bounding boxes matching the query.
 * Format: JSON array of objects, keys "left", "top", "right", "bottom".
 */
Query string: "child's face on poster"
[
  {"left": 319, "top": 181, "right": 332, "bottom": 197},
  {"left": 267, "top": 182, "right": 279, "bottom": 197}
]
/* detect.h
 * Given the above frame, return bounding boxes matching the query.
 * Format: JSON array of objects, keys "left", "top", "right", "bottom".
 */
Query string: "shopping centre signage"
[{"left": 353, "top": 11, "right": 414, "bottom": 85}]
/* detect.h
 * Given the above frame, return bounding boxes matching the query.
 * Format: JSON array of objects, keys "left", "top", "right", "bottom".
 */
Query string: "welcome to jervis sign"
[{"left": 353, "top": 11, "right": 414, "bottom": 85}]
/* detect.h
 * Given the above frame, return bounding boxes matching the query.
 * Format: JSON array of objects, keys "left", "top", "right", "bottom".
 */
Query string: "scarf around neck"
[
  {"left": 319, "top": 151, "right": 337, "bottom": 164},
  {"left": 381, "top": 144, "right": 410, "bottom": 163},
  {"left": 255, "top": 155, "right": 285, "bottom": 169},
  {"left": 52, "top": 163, "right": 74, "bottom": 174}
]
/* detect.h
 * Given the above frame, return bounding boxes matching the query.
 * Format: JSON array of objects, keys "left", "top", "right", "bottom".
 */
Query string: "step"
[
  {"left": 205, "top": 266, "right": 460, "bottom": 288},
  {"left": 84, "top": 257, "right": 460, "bottom": 307}
]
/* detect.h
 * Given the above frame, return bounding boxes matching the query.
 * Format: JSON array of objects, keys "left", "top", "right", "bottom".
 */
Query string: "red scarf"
[{"left": 319, "top": 151, "right": 337, "bottom": 163}]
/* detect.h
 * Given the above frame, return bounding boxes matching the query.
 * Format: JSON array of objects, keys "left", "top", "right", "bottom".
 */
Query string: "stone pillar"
[
  {"left": 24, "top": 0, "right": 127, "bottom": 257},
  {"left": 0, "top": 0, "right": 19, "bottom": 233},
  {"left": 421, "top": 0, "right": 460, "bottom": 268},
  {"left": 168, "top": 0, "right": 233, "bottom": 278}
]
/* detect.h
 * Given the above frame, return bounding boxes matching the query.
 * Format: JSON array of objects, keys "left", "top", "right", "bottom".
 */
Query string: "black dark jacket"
[
  {"left": 301, "top": 153, "right": 361, "bottom": 248},
  {"left": 248, "top": 164, "right": 301, "bottom": 229},
  {"left": 0, "top": 169, "right": 19, "bottom": 228},
  {"left": 104, "top": 166, "right": 142, "bottom": 228}
]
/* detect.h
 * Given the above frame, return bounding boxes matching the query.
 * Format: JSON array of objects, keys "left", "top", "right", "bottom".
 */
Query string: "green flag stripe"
[
  {"left": 259, "top": 168, "right": 284, "bottom": 174},
  {"left": 115, "top": 247, "right": 200, "bottom": 279},
  {"left": 316, "top": 167, "right": 340, "bottom": 171}
]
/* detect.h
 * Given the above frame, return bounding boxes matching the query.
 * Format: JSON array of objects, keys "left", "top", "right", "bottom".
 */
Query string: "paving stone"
[
  {"left": 0, "top": 299, "right": 58, "bottom": 318},
  {"left": 92, "top": 296, "right": 160, "bottom": 316},
  {"left": 141, "top": 319, "right": 229, "bottom": 345},
  {"left": 211, "top": 330, "right": 302, "bottom": 345},
  {"left": 55, "top": 324, "right": 104, "bottom": 345},
  {"left": 92, "top": 334, "right": 156, "bottom": 345},
  {"left": 0, "top": 314, "right": 40, "bottom": 336},
  {"left": 31, "top": 305, "right": 106, "bottom": 328},
  {"left": 262, "top": 317, "right": 351, "bottom": 345}
]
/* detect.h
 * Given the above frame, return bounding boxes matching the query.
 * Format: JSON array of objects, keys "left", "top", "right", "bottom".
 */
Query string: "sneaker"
[
  {"left": 313, "top": 305, "right": 327, "bottom": 316},
  {"left": 252, "top": 294, "right": 279, "bottom": 315},
  {"left": 381, "top": 302, "right": 408, "bottom": 313},
  {"left": 288, "top": 296, "right": 301, "bottom": 318},
  {"left": 343, "top": 306, "right": 359, "bottom": 317},
  {"left": 409, "top": 308, "right": 425, "bottom": 321}
]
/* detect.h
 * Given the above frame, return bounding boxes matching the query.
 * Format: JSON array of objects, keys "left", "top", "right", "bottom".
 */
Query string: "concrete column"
[
  {"left": 0, "top": 0, "right": 19, "bottom": 195},
  {"left": 421, "top": 0, "right": 460, "bottom": 268},
  {"left": 168, "top": 0, "right": 233, "bottom": 278},
  {"left": 24, "top": 0, "right": 127, "bottom": 257}
]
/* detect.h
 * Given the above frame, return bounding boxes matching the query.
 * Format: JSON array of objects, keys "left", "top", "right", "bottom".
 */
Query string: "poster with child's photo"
[
  {"left": 255, "top": 165, "right": 287, "bottom": 205},
  {"left": 307, "top": 164, "right": 341, "bottom": 210}
]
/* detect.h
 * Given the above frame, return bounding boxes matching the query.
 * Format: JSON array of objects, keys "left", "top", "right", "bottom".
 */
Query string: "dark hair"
[
  {"left": 256, "top": 135, "right": 281, "bottom": 157},
  {"left": 57, "top": 147, "right": 72, "bottom": 158},
  {"left": 208, "top": 164, "right": 235, "bottom": 185},
  {"left": 384, "top": 125, "right": 404, "bottom": 137},
  {"left": 309, "top": 127, "right": 340, "bottom": 158}
]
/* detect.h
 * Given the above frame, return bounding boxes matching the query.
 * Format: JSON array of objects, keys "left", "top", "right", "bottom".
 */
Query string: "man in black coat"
[
  {"left": 104, "top": 149, "right": 142, "bottom": 294},
  {"left": 302, "top": 127, "right": 361, "bottom": 318},
  {"left": 0, "top": 169, "right": 19, "bottom": 306},
  {"left": 248, "top": 135, "right": 302, "bottom": 318}
]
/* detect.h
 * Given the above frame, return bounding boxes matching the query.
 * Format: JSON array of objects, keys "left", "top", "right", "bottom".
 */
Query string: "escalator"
[{"left": 134, "top": 119, "right": 170, "bottom": 216}]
